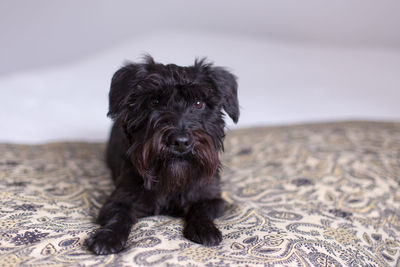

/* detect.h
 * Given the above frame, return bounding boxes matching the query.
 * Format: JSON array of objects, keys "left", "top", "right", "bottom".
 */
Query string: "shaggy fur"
[{"left": 86, "top": 56, "right": 239, "bottom": 255}]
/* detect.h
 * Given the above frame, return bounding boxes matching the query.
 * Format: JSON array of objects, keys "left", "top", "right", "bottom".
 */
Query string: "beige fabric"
[{"left": 0, "top": 121, "right": 399, "bottom": 266}]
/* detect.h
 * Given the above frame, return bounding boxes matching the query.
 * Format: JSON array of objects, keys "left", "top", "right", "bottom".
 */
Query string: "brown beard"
[{"left": 129, "top": 126, "right": 219, "bottom": 194}]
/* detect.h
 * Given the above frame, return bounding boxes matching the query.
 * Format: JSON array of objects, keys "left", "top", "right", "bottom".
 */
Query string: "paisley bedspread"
[{"left": 0, "top": 121, "right": 399, "bottom": 266}]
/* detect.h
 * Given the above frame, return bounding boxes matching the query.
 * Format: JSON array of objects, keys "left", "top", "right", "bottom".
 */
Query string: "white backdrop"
[{"left": 1, "top": 0, "right": 400, "bottom": 143}]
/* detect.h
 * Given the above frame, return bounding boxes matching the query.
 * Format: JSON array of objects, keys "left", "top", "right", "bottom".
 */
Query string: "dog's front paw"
[
  {"left": 86, "top": 228, "right": 126, "bottom": 255},
  {"left": 184, "top": 220, "right": 222, "bottom": 246}
]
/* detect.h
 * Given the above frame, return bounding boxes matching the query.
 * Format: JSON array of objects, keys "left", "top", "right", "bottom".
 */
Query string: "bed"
[{"left": 1, "top": 121, "right": 399, "bottom": 266}]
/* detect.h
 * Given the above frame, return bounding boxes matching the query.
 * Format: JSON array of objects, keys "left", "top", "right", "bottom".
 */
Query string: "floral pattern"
[{"left": 0, "top": 121, "right": 399, "bottom": 266}]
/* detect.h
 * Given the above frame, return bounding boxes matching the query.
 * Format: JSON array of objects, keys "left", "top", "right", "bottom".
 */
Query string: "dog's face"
[{"left": 108, "top": 56, "right": 239, "bottom": 194}]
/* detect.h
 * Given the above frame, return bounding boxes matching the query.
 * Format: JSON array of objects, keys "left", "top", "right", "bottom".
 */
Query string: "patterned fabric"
[{"left": 0, "top": 121, "right": 399, "bottom": 266}]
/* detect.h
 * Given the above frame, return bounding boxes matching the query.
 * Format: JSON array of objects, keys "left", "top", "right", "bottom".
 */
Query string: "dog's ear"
[
  {"left": 107, "top": 63, "right": 146, "bottom": 119},
  {"left": 209, "top": 67, "right": 240, "bottom": 123}
]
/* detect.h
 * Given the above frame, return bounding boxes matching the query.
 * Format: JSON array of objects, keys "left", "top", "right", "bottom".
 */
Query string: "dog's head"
[{"left": 108, "top": 56, "right": 239, "bottom": 194}]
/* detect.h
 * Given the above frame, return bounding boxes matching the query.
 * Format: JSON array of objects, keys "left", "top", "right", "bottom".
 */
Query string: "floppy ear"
[
  {"left": 107, "top": 63, "right": 146, "bottom": 119},
  {"left": 209, "top": 67, "right": 240, "bottom": 123}
]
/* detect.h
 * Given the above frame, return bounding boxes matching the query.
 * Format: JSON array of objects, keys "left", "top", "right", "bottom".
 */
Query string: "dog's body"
[{"left": 87, "top": 56, "right": 239, "bottom": 255}]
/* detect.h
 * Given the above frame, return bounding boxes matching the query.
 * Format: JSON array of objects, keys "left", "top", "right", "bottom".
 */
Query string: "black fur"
[{"left": 86, "top": 55, "right": 239, "bottom": 255}]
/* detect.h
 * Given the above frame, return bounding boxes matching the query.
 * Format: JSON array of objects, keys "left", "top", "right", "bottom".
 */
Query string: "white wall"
[
  {"left": 1, "top": 1, "right": 399, "bottom": 143},
  {"left": 1, "top": 0, "right": 399, "bottom": 75}
]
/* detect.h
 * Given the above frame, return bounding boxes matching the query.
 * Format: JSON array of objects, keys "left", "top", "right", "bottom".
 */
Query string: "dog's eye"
[
  {"left": 193, "top": 100, "right": 205, "bottom": 110},
  {"left": 150, "top": 99, "right": 160, "bottom": 107}
]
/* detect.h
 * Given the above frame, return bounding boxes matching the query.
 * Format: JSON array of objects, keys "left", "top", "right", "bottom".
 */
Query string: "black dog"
[{"left": 86, "top": 56, "right": 239, "bottom": 255}]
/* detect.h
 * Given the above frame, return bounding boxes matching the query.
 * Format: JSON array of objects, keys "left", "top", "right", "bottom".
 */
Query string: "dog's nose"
[{"left": 171, "top": 134, "right": 192, "bottom": 153}]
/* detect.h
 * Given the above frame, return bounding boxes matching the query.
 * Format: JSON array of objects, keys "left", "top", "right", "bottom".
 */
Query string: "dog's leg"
[
  {"left": 183, "top": 198, "right": 225, "bottom": 246},
  {"left": 86, "top": 186, "right": 138, "bottom": 255}
]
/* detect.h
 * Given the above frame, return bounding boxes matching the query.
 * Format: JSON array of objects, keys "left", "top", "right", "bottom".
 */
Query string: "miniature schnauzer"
[{"left": 87, "top": 55, "right": 239, "bottom": 255}]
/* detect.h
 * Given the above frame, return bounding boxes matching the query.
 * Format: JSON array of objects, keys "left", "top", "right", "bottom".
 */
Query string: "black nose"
[{"left": 170, "top": 134, "right": 192, "bottom": 153}]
